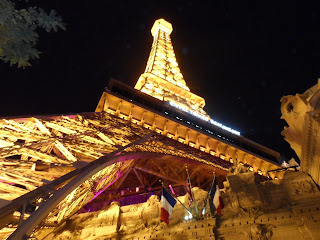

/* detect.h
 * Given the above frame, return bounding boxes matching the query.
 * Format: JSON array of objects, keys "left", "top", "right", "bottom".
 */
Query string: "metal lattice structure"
[
  {"left": 134, "top": 19, "right": 209, "bottom": 120},
  {"left": 0, "top": 113, "right": 151, "bottom": 238},
  {"left": 0, "top": 112, "right": 232, "bottom": 239},
  {"left": 134, "top": 19, "right": 241, "bottom": 136},
  {"left": 143, "top": 19, "right": 190, "bottom": 91},
  {"left": 0, "top": 113, "right": 148, "bottom": 199},
  {"left": 0, "top": 18, "right": 282, "bottom": 240}
]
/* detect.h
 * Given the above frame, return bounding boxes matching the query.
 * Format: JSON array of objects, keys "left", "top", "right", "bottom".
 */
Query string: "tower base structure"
[{"left": 2, "top": 18, "right": 320, "bottom": 239}]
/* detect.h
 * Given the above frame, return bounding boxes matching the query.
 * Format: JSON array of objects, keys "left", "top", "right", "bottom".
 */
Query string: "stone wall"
[
  {"left": 219, "top": 171, "right": 320, "bottom": 240},
  {"left": 36, "top": 170, "right": 320, "bottom": 240},
  {"left": 281, "top": 80, "right": 320, "bottom": 186}
]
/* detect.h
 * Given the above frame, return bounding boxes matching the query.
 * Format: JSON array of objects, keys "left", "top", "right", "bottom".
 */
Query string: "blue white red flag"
[
  {"left": 160, "top": 188, "right": 177, "bottom": 224},
  {"left": 209, "top": 178, "right": 224, "bottom": 216}
]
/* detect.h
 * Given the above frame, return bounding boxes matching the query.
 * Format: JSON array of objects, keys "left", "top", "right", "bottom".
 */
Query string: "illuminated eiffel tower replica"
[{"left": 0, "top": 19, "right": 282, "bottom": 239}]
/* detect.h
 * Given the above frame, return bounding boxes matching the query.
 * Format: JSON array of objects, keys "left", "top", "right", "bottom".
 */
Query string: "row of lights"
[
  {"left": 109, "top": 107, "right": 241, "bottom": 167},
  {"left": 112, "top": 108, "right": 266, "bottom": 177},
  {"left": 167, "top": 101, "right": 240, "bottom": 136}
]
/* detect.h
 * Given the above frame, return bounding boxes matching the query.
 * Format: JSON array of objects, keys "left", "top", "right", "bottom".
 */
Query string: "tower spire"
[
  {"left": 144, "top": 18, "right": 188, "bottom": 90},
  {"left": 135, "top": 19, "right": 207, "bottom": 115},
  {"left": 135, "top": 19, "right": 240, "bottom": 136}
]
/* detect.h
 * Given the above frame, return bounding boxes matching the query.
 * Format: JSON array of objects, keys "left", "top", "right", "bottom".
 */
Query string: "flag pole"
[
  {"left": 185, "top": 166, "right": 199, "bottom": 215},
  {"left": 202, "top": 171, "right": 216, "bottom": 215},
  {"left": 208, "top": 171, "right": 216, "bottom": 195},
  {"left": 159, "top": 180, "right": 194, "bottom": 218}
]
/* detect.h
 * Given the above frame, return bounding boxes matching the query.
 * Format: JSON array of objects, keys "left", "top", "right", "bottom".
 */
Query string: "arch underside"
[
  {"left": 38, "top": 134, "right": 231, "bottom": 229},
  {"left": 80, "top": 152, "right": 228, "bottom": 211},
  {"left": 0, "top": 113, "right": 232, "bottom": 239},
  {"left": 31, "top": 151, "right": 228, "bottom": 239}
]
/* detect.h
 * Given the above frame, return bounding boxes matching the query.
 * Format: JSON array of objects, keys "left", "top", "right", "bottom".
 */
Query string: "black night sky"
[{"left": 2, "top": 1, "right": 320, "bottom": 161}]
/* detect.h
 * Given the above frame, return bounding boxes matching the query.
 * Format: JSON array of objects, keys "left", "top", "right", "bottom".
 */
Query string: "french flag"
[
  {"left": 160, "top": 188, "right": 177, "bottom": 224},
  {"left": 209, "top": 178, "right": 224, "bottom": 216}
]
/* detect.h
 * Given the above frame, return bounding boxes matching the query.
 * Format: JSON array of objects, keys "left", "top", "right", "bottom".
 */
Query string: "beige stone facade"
[
  {"left": 281, "top": 80, "right": 320, "bottom": 186},
  {"left": 219, "top": 171, "right": 320, "bottom": 240},
  {"left": 41, "top": 170, "right": 320, "bottom": 240}
]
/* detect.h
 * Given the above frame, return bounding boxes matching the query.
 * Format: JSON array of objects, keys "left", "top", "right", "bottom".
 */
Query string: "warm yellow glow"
[
  {"left": 210, "top": 150, "right": 216, "bottom": 156},
  {"left": 167, "top": 133, "right": 175, "bottom": 139},
  {"left": 134, "top": 19, "right": 241, "bottom": 136},
  {"left": 199, "top": 146, "right": 206, "bottom": 152},
  {"left": 135, "top": 19, "right": 204, "bottom": 111},
  {"left": 155, "top": 128, "right": 163, "bottom": 134},
  {"left": 151, "top": 19, "right": 173, "bottom": 37}
]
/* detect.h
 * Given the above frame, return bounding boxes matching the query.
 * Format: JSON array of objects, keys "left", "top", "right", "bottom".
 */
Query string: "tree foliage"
[{"left": 0, "top": 0, "right": 65, "bottom": 67}]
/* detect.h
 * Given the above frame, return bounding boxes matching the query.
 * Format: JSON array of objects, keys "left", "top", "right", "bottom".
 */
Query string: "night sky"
[{"left": 2, "top": 1, "right": 320, "bottom": 161}]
